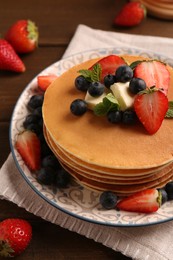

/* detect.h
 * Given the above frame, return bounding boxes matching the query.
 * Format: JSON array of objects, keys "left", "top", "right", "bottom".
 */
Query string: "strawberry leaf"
[{"left": 165, "top": 101, "right": 173, "bottom": 118}]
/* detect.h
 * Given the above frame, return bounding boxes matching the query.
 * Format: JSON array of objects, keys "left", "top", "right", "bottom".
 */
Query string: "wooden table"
[{"left": 1, "top": 0, "right": 173, "bottom": 259}]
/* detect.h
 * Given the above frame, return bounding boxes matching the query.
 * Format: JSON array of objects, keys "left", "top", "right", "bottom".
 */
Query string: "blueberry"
[
  {"left": 41, "top": 141, "right": 53, "bottom": 158},
  {"left": 165, "top": 182, "right": 173, "bottom": 200},
  {"left": 107, "top": 110, "right": 122, "bottom": 124},
  {"left": 122, "top": 110, "right": 136, "bottom": 124},
  {"left": 158, "top": 189, "right": 168, "bottom": 205},
  {"left": 88, "top": 82, "right": 104, "bottom": 97},
  {"left": 115, "top": 65, "right": 133, "bottom": 83},
  {"left": 100, "top": 191, "right": 118, "bottom": 209},
  {"left": 37, "top": 167, "right": 56, "bottom": 185},
  {"left": 70, "top": 99, "right": 87, "bottom": 116},
  {"left": 75, "top": 75, "right": 90, "bottom": 92},
  {"left": 56, "top": 168, "right": 71, "bottom": 188},
  {"left": 25, "top": 123, "right": 42, "bottom": 135},
  {"left": 42, "top": 154, "right": 61, "bottom": 170},
  {"left": 27, "top": 95, "right": 44, "bottom": 111},
  {"left": 23, "top": 114, "right": 40, "bottom": 128},
  {"left": 104, "top": 74, "right": 116, "bottom": 88},
  {"left": 129, "top": 78, "right": 146, "bottom": 94},
  {"left": 33, "top": 106, "right": 43, "bottom": 118}
]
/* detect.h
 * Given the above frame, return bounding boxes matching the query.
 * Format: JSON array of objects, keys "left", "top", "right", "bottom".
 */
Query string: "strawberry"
[
  {"left": 37, "top": 74, "right": 58, "bottom": 91},
  {"left": 116, "top": 189, "right": 161, "bottom": 213},
  {"left": 5, "top": 20, "right": 38, "bottom": 53},
  {"left": 90, "top": 55, "right": 126, "bottom": 82},
  {"left": 134, "top": 60, "right": 170, "bottom": 95},
  {"left": 114, "top": 2, "right": 146, "bottom": 27},
  {"left": 0, "top": 218, "right": 32, "bottom": 257},
  {"left": 0, "top": 39, "right": 25, "bottom": 72},
  {"left": 134, "top": 88, "right": 168, "bottom": 135},
  {"left": 15, "top": 130, "right": 41, "bottom": 171}
]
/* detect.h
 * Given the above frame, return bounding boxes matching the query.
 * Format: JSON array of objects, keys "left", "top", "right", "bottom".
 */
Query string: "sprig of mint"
[
  {"left": 93, "top": 93, "right": 120, "bottom": 116},
  {"left": 78, "top": 63, "right": 101, "bottom": 82},
  {"left": 165, "top": 101, "right": 173, "bottom": 118}
]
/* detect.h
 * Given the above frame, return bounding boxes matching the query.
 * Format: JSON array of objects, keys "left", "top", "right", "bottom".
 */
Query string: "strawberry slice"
[
  {"left": 134, "top": 60, "right": 170, "bottom": 95},
  {"left": 37, "top": 74, "right": 57, "bottom": 91},
  {"left": 116, "top": 189, "right": 161, "bottom": 213},
  {"left": 134, "top": 88, "right": 168, "bottom": 135},
  {"left": 15, "top": 130, "right": 41, "bottom": 171},
  {"left": 90, "top": 55, "right": 126, "bottom": 82}
]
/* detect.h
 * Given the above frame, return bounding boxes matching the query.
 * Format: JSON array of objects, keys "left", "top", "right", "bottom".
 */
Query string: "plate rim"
[{"left": 9, "top": 47, "right": 173, "bottom": 227}]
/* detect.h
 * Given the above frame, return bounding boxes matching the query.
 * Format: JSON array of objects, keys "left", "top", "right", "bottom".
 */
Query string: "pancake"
[{"left": 43, "top": 55, "right": 173, "bottom": 170}]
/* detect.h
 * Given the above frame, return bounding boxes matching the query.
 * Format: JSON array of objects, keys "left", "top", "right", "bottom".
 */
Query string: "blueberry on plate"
[
  {"left": 42, "top": 154, "right": 61, "bottom": 170},
  {"left": 99, "top": 191, "right": 118, "bottom": 209},
  {"left": 165, "top": 181, "right": 173, "bottom": 200},
  {"left": 88, "top": 82, "right": 104, "bottom": 97},
  {"left": 41, "top": 141, "right": 53, "bottom": 158},
  {"left": 37, "top": 167, "right": 56, "bottom": 185},
  {"left": 158, "top": 188, "right": 168, "bottom": 205},
  {"left": 129, "top": 77, "right": 146, "bottom": 94},
  {"left": 104, "top": 74, "right": 116, "bottom": 88},
  {"left": 122, "top": 110, "right": 136, "bottom": 124},
  {"left": 27, "top": 95, "right": 44, "bottom": 111},
  {"left": 24, "top": 123, "right": 42, "bottom": 135},
  {"left": 23, "top": 114, "right": 40, "bottom": 128},
  {"left": 33, "top": 106, "right": 43, "bottom": 118},
  {"left": 115, "top": 65, "right": 133, "bottom": 83},
  {"left": 70, "top": 99, "right": 87, "bottom": 116},
  {"left": 75, "top": 75, "right": 90, "bottom": 92},
  {"left": 56, "top": 168, "right": 71, "bottom": 188},
  {"left": 107, "top": 110, "right": 122, "bottom": 124}
]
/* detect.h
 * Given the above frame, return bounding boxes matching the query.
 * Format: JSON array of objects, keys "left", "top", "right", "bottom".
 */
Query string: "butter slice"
[
  {"left": 85, "top": 91, "right": 107, "bottom": 110},
  {"left": 110, "top": 82, "right": 134, "bottom": 111}
]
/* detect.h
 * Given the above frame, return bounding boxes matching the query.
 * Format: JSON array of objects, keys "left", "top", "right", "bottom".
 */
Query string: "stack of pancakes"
[
  {"left": 42, "top": 55, "right": 173, "bottom": 196},
  {"left": 131, "top": 0, "right": 173, "bottom": 20}
]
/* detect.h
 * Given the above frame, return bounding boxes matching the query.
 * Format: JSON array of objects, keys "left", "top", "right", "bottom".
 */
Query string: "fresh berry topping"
[
  {"left": 41, "top": 154, "right": 61, "bottom": 170},
  {"left": 134, "top": 88, "right": 168, "bottom": 134},
  {"left": 115, "top": 65, "right": 133, "bottom": 83},
  {"left": 165, "top": 181, "right": 173, "bottom": 200},
  {"left": 32, "top": 106, "right": 42, "bottom": 118},
  {"left": 107, "top": 110, "right": 122, "bottom": 124},
  {"left": 88, "top": 82, "right": 105, "bottom": 97},
  {"left": 122, "top": 110, "right": 137, "bottom": 124},
  {"left": 37, "top": 167, "right": 56, "bottom": 185},
  {"left": 104, "top": 74, "right": 116, "bottom": 88},
  {"left": 0, "top": 39, "right": 25, "bottom": 72},
  {"left": 75, "top": 75, "right": 90, "bottom": 92},
  {"left": 158, "top": 189, "right": 168, "bottom": 205},
  {"left": 134, "top": 60, "right": 170, "bottom": 95},
  {"left": 100, "top": 191, "right": 118, "bottom": 210},
  {"left": 41, "top": 141, "right": 53, "bottom": 158},
  {"left": 15, "top": 130, "right": 41, "bottom": 171},
  {"left": 27, "top": 95, "right": 44, "bottom": 111},
  {"left": 23, "top": 114, "right": 40, "bottom": 128},
  {"left": 56, "top": 168, "right": 71, "bottom": 188},
  {"left": 116, "top": 189, "right": 160, "bottom": 213},
  {"left": 70, "top": 99, "right": 87, "bottom": 116},
  {"left": 129, "top": 77, "right": 146, "bottom": 94},
  {"left": 37, "top": 75, "right": 57, "bottom": 91},
  {"left": 90, "top": 55, "right": 126, "bottom": 82},
  {"left": 0, "top": 218, "right": 32, "bottom": 257},
  {"left": 5, "top": 20, "right": 38, "bottom": 53},
  {"left": 114, "top": 2, "right": 146, "bottom": 27}
]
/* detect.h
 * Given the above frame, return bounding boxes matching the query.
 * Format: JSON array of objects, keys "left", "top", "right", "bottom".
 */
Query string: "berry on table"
[
  {"left": 129, "top": 77, "right": 146, "bottom": 94},
  {"left": 75, "top": 75, "right": 90, "bottom": 92},
  {"left": 70, "top": 99, "right": 87, "bottom": 116},
  {"left": 115, "top": 65, "right": 133, "bottom": 83},
  {"left": 100, "top": 191, "right": 118, "bottom": 210},
  {"left": 107, "top": 110, "right": 122, "bottom": 124}
]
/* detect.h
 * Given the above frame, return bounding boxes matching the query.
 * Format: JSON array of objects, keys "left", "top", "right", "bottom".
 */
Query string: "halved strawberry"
[
  {"left": 15, "top": 130, "right": 41, "bottom": 171},
  {"left": 37, "top": 74, "right": 57, "bottom": 91},
  {"left": 134, "top": 60, "right": 170, "bottom": 95},
  {"left": 116, "top": 189, "right": 161, "bottom": 213},
  {"left": 90, "top": 55, "right": 126, "bottom": 82},
  {"left": 134, "top": 88, "right": 168, "bottom": 135}
]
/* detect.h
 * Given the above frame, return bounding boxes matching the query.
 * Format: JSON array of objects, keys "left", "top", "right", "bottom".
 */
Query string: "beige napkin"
[{"left": 1, "top": 24, "right": 173, "bottom": 260}]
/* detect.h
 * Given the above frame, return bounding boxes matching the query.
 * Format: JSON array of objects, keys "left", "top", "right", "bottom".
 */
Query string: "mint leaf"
[
  {"left": 165, "top": 101, "right": 173, "bottom": 118},
  {"left": 78, "top": 64, "right": 101, "bottom": 82},
  {"left": 93, "top": 93, "right": 120, "bottom": 116}
]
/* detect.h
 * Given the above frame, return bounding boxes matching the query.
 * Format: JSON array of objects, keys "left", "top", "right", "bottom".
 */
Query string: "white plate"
[{"left": 10, "top": 47, "right": 173, "bottom": 227}]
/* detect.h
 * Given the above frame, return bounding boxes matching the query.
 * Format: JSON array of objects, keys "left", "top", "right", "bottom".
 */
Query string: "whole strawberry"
[
  {"left": 0, "top": 219, "right": 32, "bottom": 257},
  {"left": 5, "top": 20, "right": 38, "bottom": 53},
  {"left": 0, "top": 39, "right": 25, "bottom": 72},
  {"left": 114, "top": 2, "right": 146, "bottom": 27}
]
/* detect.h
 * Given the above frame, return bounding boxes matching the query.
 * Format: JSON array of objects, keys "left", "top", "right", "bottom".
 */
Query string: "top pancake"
[{"left": 43, "top": 55, "right": 173, "bottom": 169}]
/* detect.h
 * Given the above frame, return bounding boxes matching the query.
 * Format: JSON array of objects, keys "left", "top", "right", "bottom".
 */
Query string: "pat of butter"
[
  {"left": 85, "top": 91, "right": 107, "bottom": 110},
  {"left": 110, "top": 82, "right": 134, "bottom": 111}
]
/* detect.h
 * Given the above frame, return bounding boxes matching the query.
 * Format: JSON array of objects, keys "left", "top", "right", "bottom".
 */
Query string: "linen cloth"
[{"left": 1, "top": 24, "right": 173, "bottom": 260}]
